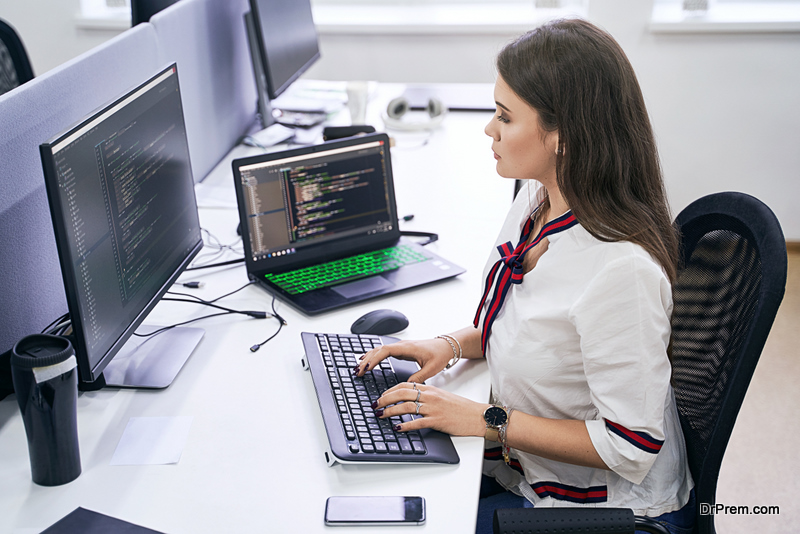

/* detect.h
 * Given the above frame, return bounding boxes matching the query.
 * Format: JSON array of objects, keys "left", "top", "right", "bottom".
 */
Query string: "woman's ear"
[{"left": 548, "top": 132, "right": 563, "bottom": 156}]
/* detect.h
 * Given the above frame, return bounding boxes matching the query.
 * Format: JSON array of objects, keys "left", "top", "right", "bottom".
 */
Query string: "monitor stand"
[{"left": 101, "top": 326, "right": 204, "bottom": 389}]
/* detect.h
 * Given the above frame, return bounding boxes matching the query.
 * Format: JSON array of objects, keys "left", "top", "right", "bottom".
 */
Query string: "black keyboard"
[{"left": 301, "top": 332, "right": 460, "bottom": 465}]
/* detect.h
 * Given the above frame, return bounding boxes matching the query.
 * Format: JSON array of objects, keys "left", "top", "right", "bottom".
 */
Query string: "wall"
[
  {"left": 305, "top": 1, "right": 800, "bottom": 240},
  {"left": 0, "top": 0, "right": 122, "bottom": 76},
  {"left": 2, "top": 0, "right": 799, "bottom": 239}
]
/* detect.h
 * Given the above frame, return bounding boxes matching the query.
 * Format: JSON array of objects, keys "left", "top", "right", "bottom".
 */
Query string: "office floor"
[{"left": 713, "top": 249, "right": 799, "bottom": 532}]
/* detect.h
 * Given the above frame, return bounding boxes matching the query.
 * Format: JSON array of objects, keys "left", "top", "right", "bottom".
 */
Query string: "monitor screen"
[
  {"left": 235, "top": 136, "right": 396, "bottom": 272},
  {"left": 248, "top": 0, "right": 320, "bottom": 100},
  {"left": 40, "top": 65, "right": 202, "bottom": 386}
]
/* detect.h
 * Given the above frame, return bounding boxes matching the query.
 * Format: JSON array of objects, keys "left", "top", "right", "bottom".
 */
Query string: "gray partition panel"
[
  {"left": 0, "top": 24, "right": 161, "bottom": 354},
  {"left": 151, "top": 0, "right": 259, "bottom": 181}
]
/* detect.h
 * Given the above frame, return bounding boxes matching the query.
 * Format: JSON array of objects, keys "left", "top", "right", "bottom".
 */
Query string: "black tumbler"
[{"left": 11, "top": 334, "right": 81, "bottom": 486}]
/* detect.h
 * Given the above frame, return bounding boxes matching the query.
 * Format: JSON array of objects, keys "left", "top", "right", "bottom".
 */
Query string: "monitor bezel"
[{"left": 39, "top": 64, "right": 203, "bottom": 385}]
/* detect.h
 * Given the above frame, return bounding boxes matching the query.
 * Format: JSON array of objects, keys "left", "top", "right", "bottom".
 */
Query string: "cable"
[
  {"left": 41, "top": 313, "right": 70, "bottom": 334},
  {"left": 168, "top": 280, "right": 256, "bottom": 304},
  {"left": 400, "top": 230, "right": 438, "bottom": 246},
  {"left": 132, "top": 312, "right": 237, "bottom": 338},
  {"left": 184, "top": 257, "right": 245, "bottom": 271},
  {"left": 185, "top": 229, "right": 245, "bottom": 271},
  {"left": 249, "top": 294, "right": 287, "bottom": 352},
  {"left": 160, "top": 297, "right": 270, "bottom": 319}
]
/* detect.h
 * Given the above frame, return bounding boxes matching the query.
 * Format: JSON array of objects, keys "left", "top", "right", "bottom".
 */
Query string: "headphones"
[{"left": 382, "top": 96, "right": 448, "bottom": 131}]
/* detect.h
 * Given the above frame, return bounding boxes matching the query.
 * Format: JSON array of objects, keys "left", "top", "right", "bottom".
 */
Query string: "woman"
[{"left": 355, "top": 18, "right": 694, "bottom": 534}]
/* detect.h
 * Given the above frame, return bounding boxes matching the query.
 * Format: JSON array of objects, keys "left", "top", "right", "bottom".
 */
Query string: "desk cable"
[{"left": 185, "top": 228, "right": 245, "bottom": 271}]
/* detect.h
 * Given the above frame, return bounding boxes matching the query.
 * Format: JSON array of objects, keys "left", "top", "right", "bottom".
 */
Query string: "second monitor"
[{"left": 244, "top": 0, "right": 322, "bottom": 130}]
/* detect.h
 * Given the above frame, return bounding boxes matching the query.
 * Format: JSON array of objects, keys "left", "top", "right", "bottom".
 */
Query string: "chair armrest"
[{"left": 493, "top": 507, "right": 670, "bottom": 534}]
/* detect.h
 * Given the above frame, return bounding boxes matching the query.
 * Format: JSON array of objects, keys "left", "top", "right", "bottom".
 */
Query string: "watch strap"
[{"left": 485, "top": 427, "right": 500, "bottom": 442}]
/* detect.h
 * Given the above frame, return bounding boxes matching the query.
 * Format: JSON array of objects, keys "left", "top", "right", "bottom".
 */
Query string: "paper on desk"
[{"left": 110, "top": 416, "right": 193, "bottom": 466}]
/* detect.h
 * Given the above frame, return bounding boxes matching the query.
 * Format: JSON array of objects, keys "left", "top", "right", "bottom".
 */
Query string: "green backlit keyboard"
[{"left": 265, "top": 244, "right": 431, "bottom": 295}]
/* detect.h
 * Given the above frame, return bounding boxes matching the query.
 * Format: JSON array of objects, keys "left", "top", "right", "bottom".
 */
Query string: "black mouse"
[{"left": 350, "top": 309, "right": 409, "bottom": 336}]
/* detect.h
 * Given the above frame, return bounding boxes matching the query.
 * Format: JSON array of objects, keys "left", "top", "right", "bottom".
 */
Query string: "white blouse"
[{"left": 479, "top": 180, "right": 693, "bottom": 516}]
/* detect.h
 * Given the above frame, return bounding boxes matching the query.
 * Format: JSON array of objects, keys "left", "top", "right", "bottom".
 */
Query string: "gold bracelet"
[{"left": 436, "top": 335, "right": 461, "bottom": 369}]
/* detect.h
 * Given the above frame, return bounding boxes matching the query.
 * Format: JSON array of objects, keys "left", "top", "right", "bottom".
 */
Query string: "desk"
[{"left": 0, "top": 86, "right": 513, "bottom": 533}]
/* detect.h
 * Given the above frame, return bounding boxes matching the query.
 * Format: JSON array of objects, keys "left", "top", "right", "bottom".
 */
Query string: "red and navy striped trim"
[
  {"left": 474, "top": 209, "right": 578, "bottom": 354},
  {"left": 484, "top": 449, "right": 608, "bottom": 503},
  {"left": 531, "top": 481, "right": 608, "bottom": 504},
  {"left": 605, "top": 419, "right": 664, "bottom": 454},
  {"left": 484, "top": 446, "right": 504, "bottom": 461},
  {"left": 483, "top": 448, "right": 608, "bottom": 504}
]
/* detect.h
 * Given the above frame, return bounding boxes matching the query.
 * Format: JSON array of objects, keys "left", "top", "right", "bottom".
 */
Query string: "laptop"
[
  {"left": 231, "top": 133, "right": 465, "bottom": 315},
  {"left": 301, "top": 331, "right": 459, "bottom": 465}
]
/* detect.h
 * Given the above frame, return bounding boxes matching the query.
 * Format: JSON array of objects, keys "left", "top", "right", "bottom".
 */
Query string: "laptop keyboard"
[
  {"left": 317, "top": 333, "right": 428, "bottom": 455},
  {"left": 264, "top": 244, "right": 431, "bottom": 295}
]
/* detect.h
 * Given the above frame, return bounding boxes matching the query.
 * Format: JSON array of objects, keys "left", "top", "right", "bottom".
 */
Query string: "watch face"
[{"left": 484, "top": 406, "right": 508, "bottom": 426}]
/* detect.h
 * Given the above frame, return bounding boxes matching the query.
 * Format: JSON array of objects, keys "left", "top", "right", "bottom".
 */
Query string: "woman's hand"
[
  {"left": 353, "top": 337, "right": 454, "bottom": 384},
  {"left": 374, "top": 381, "right": 488, "bottom": 437}
]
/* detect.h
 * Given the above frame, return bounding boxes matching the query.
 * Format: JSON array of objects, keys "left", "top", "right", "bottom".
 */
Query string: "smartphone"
[{"left": 324, "top": 496, "right": 426, "bottom": 526}]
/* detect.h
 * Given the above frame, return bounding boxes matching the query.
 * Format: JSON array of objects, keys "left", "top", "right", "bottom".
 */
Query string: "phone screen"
[{"left": 325, "top": 496, "right": 426, "bottom": 525}]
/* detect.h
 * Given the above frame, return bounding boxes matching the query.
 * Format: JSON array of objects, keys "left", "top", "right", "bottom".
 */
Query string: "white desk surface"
[{"left": 0, "top": 85, "right": 515, "bottom": 533}]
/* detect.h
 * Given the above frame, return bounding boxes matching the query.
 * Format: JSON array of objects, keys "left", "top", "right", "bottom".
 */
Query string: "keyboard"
[
  {"left": 265, "top": 244, "right": 431, "bottom": 295},
  {"left": 301, "top": 332, "right": 460, "bottom": 466}
]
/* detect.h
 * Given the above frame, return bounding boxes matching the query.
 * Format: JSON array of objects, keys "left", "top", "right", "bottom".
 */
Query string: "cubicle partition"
[
  {"left": 149, "top": 0, "right": 258, "bottom": 181},
  {"left": 0, "top": 0, "right": 259, "bottom": 356},
  {"left": 0, "top": 23, "right": 162, "bottom": 356}
]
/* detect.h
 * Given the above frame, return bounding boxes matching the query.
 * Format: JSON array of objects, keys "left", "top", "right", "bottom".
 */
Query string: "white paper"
[{"left": 110, "top": 416, "right": 193, "bottom": 466}]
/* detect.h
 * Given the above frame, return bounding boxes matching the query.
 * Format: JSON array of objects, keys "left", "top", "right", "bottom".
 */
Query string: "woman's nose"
[{"left": 485, "top": 119, "right": 498, "bottom": 140}]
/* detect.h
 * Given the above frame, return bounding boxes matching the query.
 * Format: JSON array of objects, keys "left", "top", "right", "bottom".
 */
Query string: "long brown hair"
[{"left": 497, "top": 19, "right": 679, "bottom": 282}]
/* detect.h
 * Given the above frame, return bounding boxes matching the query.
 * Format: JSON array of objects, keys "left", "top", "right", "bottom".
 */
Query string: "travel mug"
[{"left": 11, "top": 334, "right": 81, "bottom": 486}]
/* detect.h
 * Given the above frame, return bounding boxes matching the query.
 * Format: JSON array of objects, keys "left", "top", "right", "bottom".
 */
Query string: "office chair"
[
  {"left": 131, "top": 0, "right": 180, "bottom": 25},
  {"left": 0, "top": 19, "right": 34, "bottom": 96},
  {"left": 493, "top": 192, "right": 788, "bottom": 534}
]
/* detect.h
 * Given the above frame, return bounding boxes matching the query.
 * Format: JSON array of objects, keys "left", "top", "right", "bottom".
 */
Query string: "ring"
[
  {"left": 412, "top": 383, "right": 418, "bottom": 391},
  {"left": 415, "top": 390, "right": 421, "bottom": 402},
  {"left": 415, "top": 401, "right": 421, "bottom": 415}
]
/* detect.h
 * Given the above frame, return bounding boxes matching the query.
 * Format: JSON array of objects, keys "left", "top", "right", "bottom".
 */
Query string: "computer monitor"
[
  {"left": 131, "top": 0, "right": 179, "bottom": 26},
  {"left": 245, "top": 0, "right": 321, "bottom": 129},
  {"left": 40, "top": 64, "right": 204, "bottom": 389}
]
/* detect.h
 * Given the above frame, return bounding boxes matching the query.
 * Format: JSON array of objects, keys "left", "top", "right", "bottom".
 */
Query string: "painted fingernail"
[
  {"left": 394, "top": 424, "right": 402, "bottom": 432},
  {"left": 371, "top": 400, "right": 378, "bottom": 409},
  {"left": 364, "top": 362, "right": 370, "bottom": 371},
  {"left": 375, "top": 408, "right": 384, "bottom": 417}
]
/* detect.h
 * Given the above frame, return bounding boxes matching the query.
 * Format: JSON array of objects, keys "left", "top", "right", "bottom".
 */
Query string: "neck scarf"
[{"left": 473, "top": 207, "right": 578, "bottom": 354}]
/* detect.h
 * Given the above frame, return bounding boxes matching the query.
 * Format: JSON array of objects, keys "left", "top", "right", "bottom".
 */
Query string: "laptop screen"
[{"left": 233, "top": 133, "right": 400, "bottom": 273}]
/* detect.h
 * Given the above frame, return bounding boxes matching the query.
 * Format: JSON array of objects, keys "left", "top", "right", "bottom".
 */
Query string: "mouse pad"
[{"left": 331, "top": 276, "right": 394, "bottom": 299}]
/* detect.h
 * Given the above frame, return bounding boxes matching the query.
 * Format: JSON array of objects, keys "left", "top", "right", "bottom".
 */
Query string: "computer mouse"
[{"left": 350, "top": 309, "right": 409, "bottom": 336}]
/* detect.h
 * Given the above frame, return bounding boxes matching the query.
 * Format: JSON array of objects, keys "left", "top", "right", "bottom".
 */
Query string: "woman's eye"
[{"left": 496, "top": 114, "right": 509, "bottom": 124}]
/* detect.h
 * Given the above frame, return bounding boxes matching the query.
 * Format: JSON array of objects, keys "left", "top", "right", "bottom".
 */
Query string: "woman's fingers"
[
  {"left": 374, "top": 382, "right": 487, "bottom": 437},
  {"left": 353, "top": 341, "right": 419, "bottom": 376},
  {"left": 375, "top": 382, "right": 420, "bottom": 409},
  {"left": 407, "top": 368, "right": 435, "bottom": 384}
]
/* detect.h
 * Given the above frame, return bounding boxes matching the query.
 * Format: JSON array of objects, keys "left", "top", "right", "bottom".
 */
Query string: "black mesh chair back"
[
  {"left": 0, "top": 19, "right": 34, "bottom": 96},
  {"left": 670, "top": 192, "right": 786, "bottom": 534}
]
